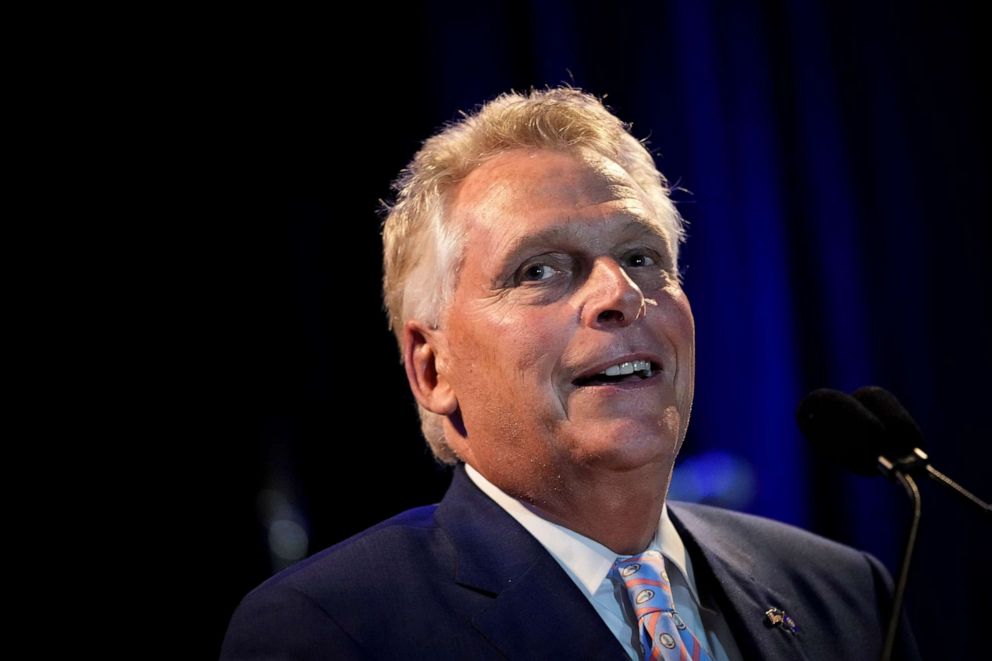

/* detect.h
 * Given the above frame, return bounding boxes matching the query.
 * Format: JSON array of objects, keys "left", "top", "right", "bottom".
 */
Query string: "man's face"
[{"left": 437, "top": 148, "right": 695, "bottom": 499}]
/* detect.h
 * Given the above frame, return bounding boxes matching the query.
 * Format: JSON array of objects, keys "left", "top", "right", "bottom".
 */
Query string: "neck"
[{"left": 475, "top": 461, "right": 671, "bottom": 555}]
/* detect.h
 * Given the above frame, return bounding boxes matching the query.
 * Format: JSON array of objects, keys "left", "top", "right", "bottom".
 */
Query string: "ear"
[{"left": 402, "top": 320, "right": 458, "bottom": 416}]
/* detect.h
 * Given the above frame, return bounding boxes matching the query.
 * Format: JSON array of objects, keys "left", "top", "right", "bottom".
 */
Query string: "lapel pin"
[{"left": 764, "top": 607, "right": 799, "bottom": 634}]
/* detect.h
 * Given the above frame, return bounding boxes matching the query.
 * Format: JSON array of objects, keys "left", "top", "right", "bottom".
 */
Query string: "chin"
[{"left": 568, "top": 425, "right": 678, "bottom": 473}]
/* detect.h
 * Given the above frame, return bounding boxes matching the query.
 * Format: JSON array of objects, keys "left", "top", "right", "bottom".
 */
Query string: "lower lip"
[{"left": 574, "top": 372, "right": 663, "bottom": 392}]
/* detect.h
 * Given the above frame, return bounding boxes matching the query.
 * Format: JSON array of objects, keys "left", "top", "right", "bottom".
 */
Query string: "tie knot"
[{"left": 613, "top": 550, "right": 675, "bottom": 616}]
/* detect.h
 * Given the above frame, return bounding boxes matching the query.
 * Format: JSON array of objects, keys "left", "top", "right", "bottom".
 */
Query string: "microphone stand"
[
  {"left": 924, "top": 464, "right": 992, "bottom": 513},
  {"left": 877, "top": 458, "right": 921, "bottom": 661},
  {"left": 876, "top": 448, "right": 988, "bottom": 661}
]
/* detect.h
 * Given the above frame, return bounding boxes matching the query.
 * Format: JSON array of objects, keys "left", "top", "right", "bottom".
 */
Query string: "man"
[{"left": 222, "top": 88, "right": 919, "bottom": 660}]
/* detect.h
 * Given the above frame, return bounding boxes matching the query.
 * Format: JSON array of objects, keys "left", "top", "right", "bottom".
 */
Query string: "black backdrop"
[{"left": 146, "top": 3, "right": 991, "bottom": 657}]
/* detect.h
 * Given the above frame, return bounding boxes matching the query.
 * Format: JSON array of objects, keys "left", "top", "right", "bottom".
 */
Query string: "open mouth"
[{"left": 573, "top": 360, "right": 661, "bottom": 387}]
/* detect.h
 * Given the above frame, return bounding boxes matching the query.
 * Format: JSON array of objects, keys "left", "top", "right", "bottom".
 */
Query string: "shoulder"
[
  {"left": 243, "top": 503, "right": 450, "bottom": 607},
  {"left": 667, "top": 500, "right": 891, "bottom": 608},
  {"left": 669, "top": 502, "right": 895, "bottom": 628},
  {"left": 667, "top": 502, "right": 919, "bottom": 659},
  {"left": 221, "top": 504, "right": 456, "bottom": 660},
  {"left": 668, "top": 500, "right": 893, "bottom": 597},
  {"left": 267, "top": 504, "right": 445, "bottom": 592},
  {"left": 669, "top": 500, "right": 871, "bottom": 564}
]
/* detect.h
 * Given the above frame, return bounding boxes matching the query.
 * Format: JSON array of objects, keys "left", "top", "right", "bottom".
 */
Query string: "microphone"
[
  {"left": 853, "top": 386, "right": 989, "bottom": 511},
  {"left": 797, "top": 386, "right": 919, "bottom": 661},
  {"left": 851, "top": 386, "right": 924, "bottom": 450},
  {"left": 796, "top": 388, "right": 891, "bottom": 475},
  {"left": 797, "top": 386, "right": 990, "bottom": 661},
  {"left": 798, "top": 387, "right": 990, "bottom": 511}
]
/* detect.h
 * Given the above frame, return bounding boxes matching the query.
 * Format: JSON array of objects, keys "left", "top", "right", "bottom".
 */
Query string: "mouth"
[{"left": 572, "top": 359, "right": 662, "bottom": 388}]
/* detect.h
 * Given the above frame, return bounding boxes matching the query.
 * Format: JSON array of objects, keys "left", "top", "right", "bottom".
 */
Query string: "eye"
[
  {"left": 519, "top": 263, "right": 558, "bottom": 282},
  {"left": 623, "top": 251, "right": 658, "bottom": 268}
]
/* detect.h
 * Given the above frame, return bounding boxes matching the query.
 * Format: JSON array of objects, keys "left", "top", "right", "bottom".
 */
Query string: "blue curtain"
[{"left": 206, "top": 3, "right": 991, "bottom": 657}]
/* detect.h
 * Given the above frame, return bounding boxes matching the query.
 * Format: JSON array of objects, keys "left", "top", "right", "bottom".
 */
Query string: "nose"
[{"left": 579, "top": 257, "right": 647, "bottom": 328}]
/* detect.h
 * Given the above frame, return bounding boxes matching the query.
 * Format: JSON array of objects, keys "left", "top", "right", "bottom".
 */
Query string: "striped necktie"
[{"left": 613, "top": 550, "right": 714, "bottom": 661}]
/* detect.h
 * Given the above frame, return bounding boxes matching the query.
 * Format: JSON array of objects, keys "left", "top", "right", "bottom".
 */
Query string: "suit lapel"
[
  {"left": 435, "top": 464, "right": 629, "bottom": 660},
  {"left": 668, "top": 504, "right": 811, "bottom": 661},
  {"left": 471, "top": 550, "right": 631, "bottom": 659}
]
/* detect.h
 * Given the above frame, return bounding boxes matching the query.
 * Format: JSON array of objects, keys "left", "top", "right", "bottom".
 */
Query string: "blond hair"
[{"left": 381, "top": 86, "right": 685, "bottom": 464}]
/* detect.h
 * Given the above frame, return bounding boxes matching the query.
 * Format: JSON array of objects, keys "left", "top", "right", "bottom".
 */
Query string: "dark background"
[{"left": 155, "top": 2, "right": 990, "bottom": 657}]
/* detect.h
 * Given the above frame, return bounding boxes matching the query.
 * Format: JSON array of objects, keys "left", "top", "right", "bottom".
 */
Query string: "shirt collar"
[{"left": 464, "top": 463, "right": 700, "bottom": 605}]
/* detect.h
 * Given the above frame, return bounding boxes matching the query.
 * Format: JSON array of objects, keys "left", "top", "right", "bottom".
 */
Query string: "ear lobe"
[{"left": 403, "top": 320, "right": 458, "bottom": 416}]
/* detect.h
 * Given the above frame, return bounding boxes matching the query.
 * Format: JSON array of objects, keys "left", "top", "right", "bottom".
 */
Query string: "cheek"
[
  {"left": 667, "top": 285, "right": 695, "bottom": 328},
  {"left": 662, "top": 288, "right": 695, "bottom": 353},
  {"left": 449, "top": 320, "right": 546, "bottom": 396},
  {"left": 478, "top": 317, "right": 570, "bottom": 428},
  {"left": 670, "top": 294, "right": 696, "bottom": 409},
  {"left": 449, "top": 297, "right": 573, "bottom": 406},
  {"left": 501, "top": 310, "right": 572, "bottom": 382},
  {"left": 650, "top": 287, "right": 695, "bottom": 388}
]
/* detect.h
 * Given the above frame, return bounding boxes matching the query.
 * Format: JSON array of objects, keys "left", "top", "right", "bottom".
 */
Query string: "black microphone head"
[
  {"left": 796, "top": 388, "right": 888, "bottom": 475},
  {"left": 852, "top": 386, "right": 924, "bottom": 455}
]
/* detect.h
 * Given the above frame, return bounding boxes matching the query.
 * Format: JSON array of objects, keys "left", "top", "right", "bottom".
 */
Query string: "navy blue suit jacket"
[{"left": 222, "top": 464, "right": 919, "bottom": 660}]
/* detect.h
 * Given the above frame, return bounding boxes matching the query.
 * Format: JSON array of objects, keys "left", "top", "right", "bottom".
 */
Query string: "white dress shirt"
[{"left": 466, "top": 464, "right": 743, "bottom": 661}]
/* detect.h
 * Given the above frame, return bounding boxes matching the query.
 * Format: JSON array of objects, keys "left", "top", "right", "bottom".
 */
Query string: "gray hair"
[{"left": 381, "top": 86, "right": 685, "bottom": 464}]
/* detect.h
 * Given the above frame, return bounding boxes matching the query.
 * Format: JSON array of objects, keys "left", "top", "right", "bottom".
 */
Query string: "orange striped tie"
[{"left": 613, "top": 550, "right": 713, "bottom": 661}]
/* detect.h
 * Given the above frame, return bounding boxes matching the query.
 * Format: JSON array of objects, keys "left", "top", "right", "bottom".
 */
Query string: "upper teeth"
[{"left": 599, "top": 360, "right": 653, "bottom": 377}]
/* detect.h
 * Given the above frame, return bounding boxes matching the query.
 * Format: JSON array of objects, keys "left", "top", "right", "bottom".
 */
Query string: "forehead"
[{"left": 449, "top": 148, "right": 667, "bottom": 253}]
